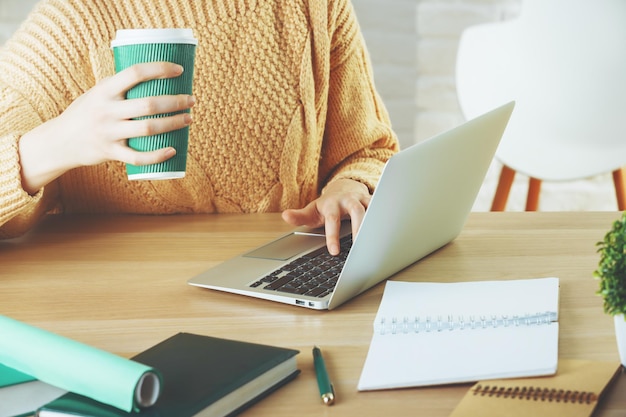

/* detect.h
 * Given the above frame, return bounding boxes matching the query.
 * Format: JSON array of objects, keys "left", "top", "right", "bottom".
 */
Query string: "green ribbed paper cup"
[{"left": 111, "top": 28, "right": 197, "bottom": 180}]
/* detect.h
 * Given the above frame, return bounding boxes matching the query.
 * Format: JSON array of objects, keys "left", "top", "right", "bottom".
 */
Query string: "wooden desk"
[{"left": 2, "top": 212, "right": 625, "bottom": 416}]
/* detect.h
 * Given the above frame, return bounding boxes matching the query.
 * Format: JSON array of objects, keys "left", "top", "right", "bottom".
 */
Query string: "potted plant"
[{"left": 594, "top": 211, "right": 626, "bottom": 367}]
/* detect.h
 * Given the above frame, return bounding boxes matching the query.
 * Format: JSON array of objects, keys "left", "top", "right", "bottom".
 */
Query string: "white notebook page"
[{"left": 358, "top": 277, "right": 560, "bottom": 390}]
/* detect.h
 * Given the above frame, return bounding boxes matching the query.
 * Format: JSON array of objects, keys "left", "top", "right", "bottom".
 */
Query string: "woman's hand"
[
  {"left": 281, "top": 179, "right": 371, "bottom": 255},
  {"left": 18, "top": 61, "right": 195, "bottom": 194}
]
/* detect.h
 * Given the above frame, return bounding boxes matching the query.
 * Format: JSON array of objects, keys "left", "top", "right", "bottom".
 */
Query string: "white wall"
[
  {"left": 0, "top": 0, "right": 39, "bottom": 43},
  {"left": 354, "top": 0, "right": 618, "bottom": 212},
  {"left": 1, "top": 0, "right": 619, "bottom": 211}
]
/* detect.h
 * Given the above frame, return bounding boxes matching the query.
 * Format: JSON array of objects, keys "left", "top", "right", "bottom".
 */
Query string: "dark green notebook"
[
  {"left": 0, "top": 364, "right": 36, "bottom": 387},
  {"left": 36, "top": 333, "right": 300, "bottom": 417},
  {"left": 0, "top": 364, "right": 66, "bottom": 417}
]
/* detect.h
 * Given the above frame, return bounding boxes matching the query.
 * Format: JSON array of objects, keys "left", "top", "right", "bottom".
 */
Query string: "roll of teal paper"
[{"left": 0, "top": 315, "right": 161, "bottom": 412}]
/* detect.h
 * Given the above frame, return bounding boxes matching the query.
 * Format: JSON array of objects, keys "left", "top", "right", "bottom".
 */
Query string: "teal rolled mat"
[{"left": 0, "top": 315, "right": 161, "bottom": 412}]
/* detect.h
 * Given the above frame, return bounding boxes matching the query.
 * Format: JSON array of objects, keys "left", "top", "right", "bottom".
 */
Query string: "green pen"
[{"left": 313, "top": 346, "right": 335, "bottom": 405}]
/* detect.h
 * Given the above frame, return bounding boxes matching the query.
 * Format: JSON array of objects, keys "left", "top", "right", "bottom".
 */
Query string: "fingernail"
[
  {"left": 164, "top": 147, "right": 176, "bottom": 158},
  {"left": 188, "top": 96, "right": 196, "bottom": 106},
  {"left": 184, "top": 114, "right": 192, "bottom": 124},
  {"left": 330, "top": 244, "right": 339, "bottom": 256}
]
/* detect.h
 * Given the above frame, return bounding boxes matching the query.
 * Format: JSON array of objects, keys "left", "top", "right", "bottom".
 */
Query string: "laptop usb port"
[{"left": 295, "top": 300, "right": 305, "bottom": 306}]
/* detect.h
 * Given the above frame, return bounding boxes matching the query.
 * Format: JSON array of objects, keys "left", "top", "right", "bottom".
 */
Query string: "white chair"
[{"left": 456, "top": 0, "right": 626, "bottom": 211}]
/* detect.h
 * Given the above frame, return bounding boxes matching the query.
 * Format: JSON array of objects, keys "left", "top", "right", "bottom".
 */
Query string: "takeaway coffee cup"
[{"left": 111, "top": 28, "right": 197, "bottom": 180}]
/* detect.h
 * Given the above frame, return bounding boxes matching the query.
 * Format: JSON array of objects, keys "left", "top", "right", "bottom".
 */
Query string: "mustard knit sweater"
[{"left": 0, "top": 0, "right": 398, "bottom": 239}]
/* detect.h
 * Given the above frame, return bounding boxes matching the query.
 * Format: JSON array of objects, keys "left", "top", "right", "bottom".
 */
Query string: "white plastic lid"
[{"left": 111, "top": 28, "right": 198, "bottom": 47}]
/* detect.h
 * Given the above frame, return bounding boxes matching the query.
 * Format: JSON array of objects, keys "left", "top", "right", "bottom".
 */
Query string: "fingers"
[
  {"left": 49, "top": 62, "right": 195, "bottom": 171},
  {"left": 324, "top": 197, "right": 368, "bottom": 255},
  {"left": 281, "top": 191, "right": 370, "bottom": 256},
  {"left": 105, "top": 63, "right": 196, "bottom": 140},
  {"left": 115, "top": 94, "right": 195, "bottom": 119},
  {"left": 114, "top": 108, "right": 193, "bottom": 141},
  {"left": 105, "top": 62, "right": 185, "bottom": 96},
  {"left": 282, "top": 206, "right": 342, "bottom": 256},
  {"left": 88, "top": 61, "right": 195, "bottom": 143},
  {"left": 111, "top": 76, "right": 195, "bottom": 147},
  {"left": 281, "top": 206, "right": 321, "bottom": 228},
  {"left": 346, "top": 195, "right": 369, "bottom": 239},
  {"left": 323, "top": 214, "right": 343, "bottom": 256},
  {"left": 114, "top": 145, "right": 177, "bottom": 167}
]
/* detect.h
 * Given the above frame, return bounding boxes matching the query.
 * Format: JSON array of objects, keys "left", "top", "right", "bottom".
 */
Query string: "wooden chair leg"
[
  {"left": 491, "top": 165, "right": 516, "bottom": 211},
  {"left": 612, "top": 168, "right": 626, "bottom": 211},
  {"left": 525, "top": 178, "right": 542, "bottom": 211}
]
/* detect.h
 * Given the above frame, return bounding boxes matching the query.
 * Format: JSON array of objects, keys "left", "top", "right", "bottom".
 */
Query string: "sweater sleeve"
[
  {"left": 319, "top": 0, "right": 400, "bottom": 193},
  {"left": 0, "top": 0, "right": 93, "bottom": 238},
  {"left": 0, "top": 82, "right": 53, "bottom": 239}
]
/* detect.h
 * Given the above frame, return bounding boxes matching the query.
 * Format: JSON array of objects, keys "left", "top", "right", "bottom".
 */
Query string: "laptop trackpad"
[{"left": 244, "top": 233, "right": 326, "bottom": 261}]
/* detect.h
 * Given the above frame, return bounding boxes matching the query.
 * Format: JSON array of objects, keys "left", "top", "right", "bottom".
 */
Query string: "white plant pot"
[{"left": 614, "top": 314, "right": 626, "bottom": 367}]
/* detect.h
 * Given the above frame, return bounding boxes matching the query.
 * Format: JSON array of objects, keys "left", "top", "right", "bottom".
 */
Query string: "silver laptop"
[{"left": 188, "top": 102, "right": 515, "bottom": 310}]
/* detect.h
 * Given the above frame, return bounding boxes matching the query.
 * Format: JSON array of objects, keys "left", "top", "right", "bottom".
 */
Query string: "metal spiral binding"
[
  {"left": 376, "top": 311, "right": 557, "bottom": 335},
  {"left": 472, "top": 384, "right": 598, "bottom": 404}
]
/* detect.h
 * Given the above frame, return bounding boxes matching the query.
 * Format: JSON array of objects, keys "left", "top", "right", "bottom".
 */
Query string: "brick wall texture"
[{"left": 0, "top": 0, "right": 618, "bottom": 211}]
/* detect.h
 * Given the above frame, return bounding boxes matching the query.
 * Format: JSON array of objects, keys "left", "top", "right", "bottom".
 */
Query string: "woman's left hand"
[{"left": 281, "top": 179, "right": 371, "bottom": 256}]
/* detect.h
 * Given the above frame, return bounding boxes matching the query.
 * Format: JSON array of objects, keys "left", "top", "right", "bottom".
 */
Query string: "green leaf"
[{"left": 594, "top": 212, "right": 626, "bottom": 315}]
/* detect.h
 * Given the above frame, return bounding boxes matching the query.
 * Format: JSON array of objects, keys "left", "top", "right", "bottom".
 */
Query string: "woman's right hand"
[{"left": 18, "top": 61, "right": 195, "bottom": 194}]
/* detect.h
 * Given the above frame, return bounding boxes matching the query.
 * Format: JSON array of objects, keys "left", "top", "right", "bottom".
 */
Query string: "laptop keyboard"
[{"left": 249, "top": 235, "right": 353, "bottom": 298}]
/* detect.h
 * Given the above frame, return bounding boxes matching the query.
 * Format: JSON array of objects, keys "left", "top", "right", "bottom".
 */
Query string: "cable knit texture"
[{"left": 0, "top": 0, "right": 398, "bottom": 238}]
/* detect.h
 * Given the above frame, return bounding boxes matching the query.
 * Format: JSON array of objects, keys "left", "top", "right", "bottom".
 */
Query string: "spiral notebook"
[
  {"left": 357, "top": 277, "right": 560, "bottom": 390},
  {"left": 449, "top": 359, "right": 621, "bottom": 417}
]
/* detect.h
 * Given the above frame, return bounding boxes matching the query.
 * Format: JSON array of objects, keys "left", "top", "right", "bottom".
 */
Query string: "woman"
[{"left": 0, "top": 0, "right": 399, "bottom": 254}]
